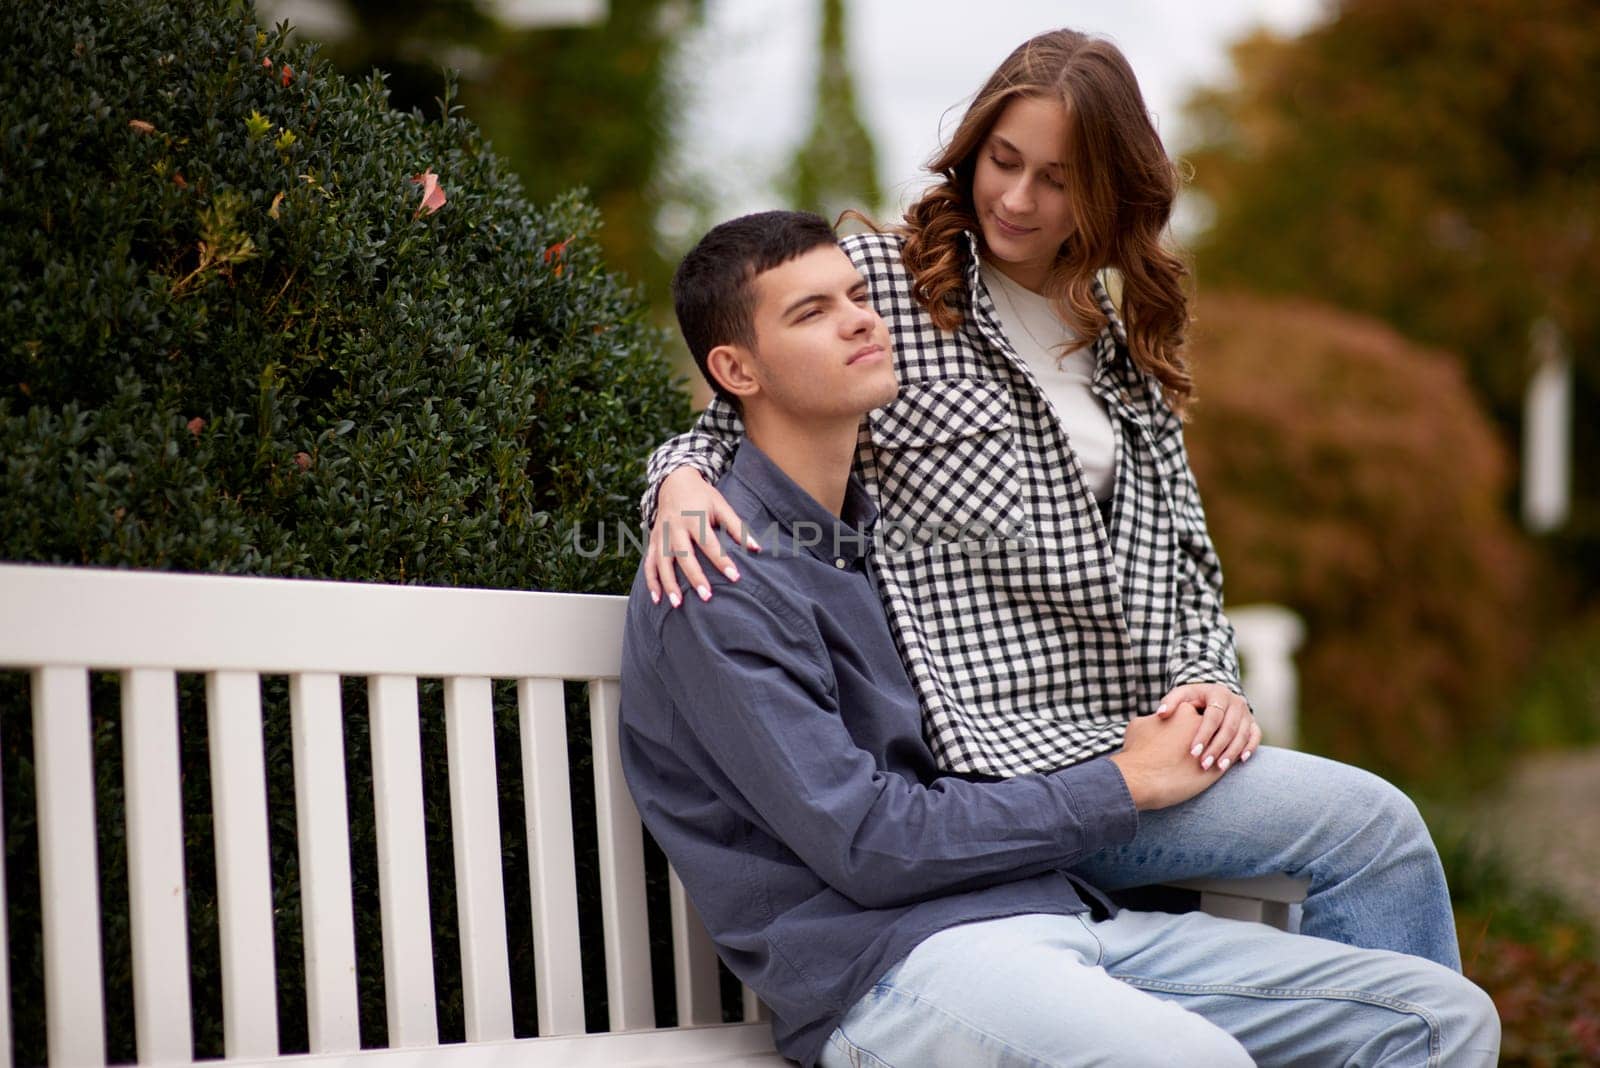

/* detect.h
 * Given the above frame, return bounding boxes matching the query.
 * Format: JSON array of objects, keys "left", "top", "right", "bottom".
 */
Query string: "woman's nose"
[{"left": 1002, "top": 175, "right": 1033, "bottom": 214}]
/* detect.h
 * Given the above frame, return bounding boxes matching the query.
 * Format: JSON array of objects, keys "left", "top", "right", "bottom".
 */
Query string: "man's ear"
[{"left": 705, "top": 343, "right": 761, "bottom": 402}]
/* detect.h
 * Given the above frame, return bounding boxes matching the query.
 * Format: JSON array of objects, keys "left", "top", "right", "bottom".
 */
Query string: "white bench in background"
[{"left": 0, "top": 563, "right": 1304, "bottom": 1068}]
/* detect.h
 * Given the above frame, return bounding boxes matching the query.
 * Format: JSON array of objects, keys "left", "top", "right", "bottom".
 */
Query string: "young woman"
[{"left": 641, "top": 29, "right": 1461, "bottom": 969}]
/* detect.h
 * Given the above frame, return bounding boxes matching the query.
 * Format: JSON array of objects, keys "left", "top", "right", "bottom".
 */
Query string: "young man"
[{"left": 618, "top": 211, "right": 1498, "bottom": 1068}]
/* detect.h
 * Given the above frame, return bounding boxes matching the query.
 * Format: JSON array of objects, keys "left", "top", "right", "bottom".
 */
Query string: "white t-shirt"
[{"left": 980, "top": 263, "right": 1116, "bottom": 502}]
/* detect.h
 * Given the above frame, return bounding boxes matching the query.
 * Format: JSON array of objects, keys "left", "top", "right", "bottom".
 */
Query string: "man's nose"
[{"left": 842, "top": 303, "right": 878, "bottom": 337}]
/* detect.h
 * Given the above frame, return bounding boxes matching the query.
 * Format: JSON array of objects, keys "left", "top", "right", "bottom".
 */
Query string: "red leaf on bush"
[
  {"left": 280, "top": 64, "right": 292, "bottom": 87},
  {"left": 294, "top": 451, "right": 312, "bottom": 471},
  {"left": 543, "top": 235, "right": 572, "bottom": 277},
  {"left": 172, "top": 171, "right": 187, "bottom": 189},
  {"left": 262, "top": 56, "right": 272, "bottom": 69},
  {"left": 128, "top": 119, "right": 156, "bottom": 135},
  {"left": 187, "top": 417, "right": 205, "bottom": 438},
  {"left": 1572, "top": 1014, "right": 1600, "bottom": 1057},
  {"left": 410, "top": 169, "right": 446, "bottom": 218}
]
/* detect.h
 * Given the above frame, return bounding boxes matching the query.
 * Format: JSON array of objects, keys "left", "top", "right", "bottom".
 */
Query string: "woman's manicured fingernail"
[
  {"left": 650, "top": 589, "right": 660, "bottom": 605},
  {"left": 668, "top": 592, "right": 681, "bottom": 608},
  {"left": 724, "top": 564, "right": 740, "bottom": 581},
  {"left": 1157, "top": 703, "right": 1169, "bottom": 715},
  {"left": 1242, "top": 749, "right": 1253, "bottom": 762},
  {"left": 1190, "top": 744, "right": 1203, "bottom": 757},
  {"left": 697, "top": 584, "right": 711, "bottom": 602},
  {"left": 746, "top": 536, "right": 762, "bottom": 551},
  {"left": 1202, "top": 754, "right": 1214, "bottom": 770},
  {"left": 1218, "top": 758, "right": 1230, "bottom": 771}
]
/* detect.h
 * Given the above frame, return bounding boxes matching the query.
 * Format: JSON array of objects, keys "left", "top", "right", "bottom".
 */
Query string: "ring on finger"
[{"left": 1204, "top": 704, "right": 1226, "bottom": 714}]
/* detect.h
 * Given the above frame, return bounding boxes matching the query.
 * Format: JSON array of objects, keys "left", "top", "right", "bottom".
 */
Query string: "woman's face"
[{"left": 971, "top": 94, "right": 1075, "bottom": 293}]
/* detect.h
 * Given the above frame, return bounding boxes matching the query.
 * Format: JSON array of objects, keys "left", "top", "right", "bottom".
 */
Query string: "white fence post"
[
  {"left": 1230, "top": 605, "right": 1305, "bottom": 749},
  {"left": 1523, "top": 317, "right": 1572, "bottom": 534}
]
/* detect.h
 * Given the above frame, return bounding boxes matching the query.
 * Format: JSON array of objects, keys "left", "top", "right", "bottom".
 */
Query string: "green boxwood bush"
[
  {"left": 0, "top": 2, "right": 685, "bottom": 586},
  {"left": 1184, "top": 292, "right": 1536, "bottom": 787},
  {"left": 0, "top": 0, "right": 690, "bottom": 1060}
]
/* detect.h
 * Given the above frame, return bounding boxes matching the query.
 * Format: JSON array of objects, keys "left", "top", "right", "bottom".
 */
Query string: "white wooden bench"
[{"left": 0, "top": 563, "right": 1304, "bottom": 1068}]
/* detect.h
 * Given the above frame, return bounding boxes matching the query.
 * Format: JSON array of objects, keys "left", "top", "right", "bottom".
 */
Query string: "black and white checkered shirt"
[{"left": 644, "top": 231, "right": 1241, "bottom": 776}]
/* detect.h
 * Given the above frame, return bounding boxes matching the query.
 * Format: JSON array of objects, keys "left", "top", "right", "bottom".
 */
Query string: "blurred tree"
[
  {"left": 293, "top": 0, "right": 700, "bottom": 304},
  {"left": 1184, "top": 0, "right": 1600, "bottom": 589},
  {"left": 1183, "top": 293, "right": 1536, "bottom": 786},
  {"left": 463, "top": 0, "right": 698, "bottom": 303},
  {"left": 786, "top": 0, "right": 881, "bottom": 220},
  {"left": 333, "top": 0, "right": 495, "bottom": 109}
]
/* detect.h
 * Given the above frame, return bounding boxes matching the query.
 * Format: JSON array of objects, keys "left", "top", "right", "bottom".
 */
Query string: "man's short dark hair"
[{"left": 672, "top": 210, "right": 839, "bottom": 407}]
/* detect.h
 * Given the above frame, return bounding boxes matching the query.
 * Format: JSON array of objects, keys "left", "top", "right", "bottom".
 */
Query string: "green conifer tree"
[{"left": 786, "top": 0, "right": 881, "bottom": 220}]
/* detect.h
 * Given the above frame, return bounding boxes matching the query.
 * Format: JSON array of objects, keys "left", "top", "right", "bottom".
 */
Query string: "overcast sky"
[{"left": 666, "top": 0, "right": 1331, "bottom": 232}]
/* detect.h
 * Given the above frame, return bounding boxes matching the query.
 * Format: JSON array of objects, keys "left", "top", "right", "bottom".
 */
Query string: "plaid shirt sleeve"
[
  {"left": 639, "top": 396, "right": 745, "bottom": 527},
  {"left": 1156, "top": 405, "right": 1243, "bottom": 695}
]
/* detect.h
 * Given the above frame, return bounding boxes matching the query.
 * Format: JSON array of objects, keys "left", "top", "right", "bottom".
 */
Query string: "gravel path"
[{"left": 1466, "top": 746, "right": 1600, "bottom": 928}]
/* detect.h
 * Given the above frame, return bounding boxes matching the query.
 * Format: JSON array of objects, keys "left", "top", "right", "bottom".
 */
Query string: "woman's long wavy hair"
[{"left": 899, "top": 30, "right": 1195, "bottom": 409}]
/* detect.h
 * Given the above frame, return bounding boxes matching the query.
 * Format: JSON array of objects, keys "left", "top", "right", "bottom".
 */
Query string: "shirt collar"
[
  {"left": 960, "top": 229, "right": 1129, "bottom": 351},
  {"left": 725, "top": 437, "right": 879, "bottom": 564},
  {"left": 960, "top": 229, "right": 1145, "bottom": 408}
]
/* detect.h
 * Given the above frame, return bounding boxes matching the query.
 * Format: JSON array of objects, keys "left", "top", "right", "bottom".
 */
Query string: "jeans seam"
[
  {"left": 1117, "top": 976, "right": 1444, "bottom": 1067},
  {"left": 834, "top": 982, "right": 1058, "bottom": 1068},
  {"left": 828, "top": 1029, "right": 872, "bottom": 1068},
  {"left": 1074, "top": 913, "right": 1106, "bottom": 968}
]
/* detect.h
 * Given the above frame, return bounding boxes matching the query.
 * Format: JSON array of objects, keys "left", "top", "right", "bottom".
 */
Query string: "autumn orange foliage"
[{"left": 1184, "top": 292, "right": 1535, "bottom": 783}]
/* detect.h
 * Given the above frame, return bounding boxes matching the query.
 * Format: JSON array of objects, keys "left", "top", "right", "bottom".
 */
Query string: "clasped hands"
[
  {"left": 1110, "top": 684, "right": 1260, "bottom": 811},
  {"left": 1155, "top": 682, "right": 1259, "bottom": 774}
]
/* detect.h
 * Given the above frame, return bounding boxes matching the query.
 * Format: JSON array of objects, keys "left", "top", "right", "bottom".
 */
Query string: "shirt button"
[{"left": 835, "top": 558, "right": 848, "bottom": 569}]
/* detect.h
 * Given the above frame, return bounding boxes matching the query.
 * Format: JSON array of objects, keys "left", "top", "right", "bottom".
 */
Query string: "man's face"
[{"left": 743, "top": 245, "right": 898, "bottom": 421}]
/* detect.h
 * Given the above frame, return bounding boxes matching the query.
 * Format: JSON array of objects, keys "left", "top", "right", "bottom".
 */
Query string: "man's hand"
[
  {"left": 645, "top": 467, "right": 760, "bottom": 608},
  {"left": 1108, "top": 712, "right": 1228, "bottom": 811},
  {"left": 1152, "top": 682, "right": 1260, "bottom": 773}
]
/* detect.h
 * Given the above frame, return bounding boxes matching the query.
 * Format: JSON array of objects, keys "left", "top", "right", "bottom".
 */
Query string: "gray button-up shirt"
[{"left": 620, "top": 439, "right": 1138, "bottom": 1067}]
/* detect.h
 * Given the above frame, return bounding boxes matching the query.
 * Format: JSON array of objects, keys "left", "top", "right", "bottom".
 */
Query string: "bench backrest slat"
[
  {"left": 207, "top": 671, "right": 280, "bottom": 1059},
  {"left": 121, "top": 669, "right": 194, "bottom": 1064},
  {"left": 443, "top": 676, "right": 516, "bottom": 1042},
  {"left": 289, "top": 672, "right": 361, "bottom": 1054},
  {"left": 669, "top": 871, "right": 724, "bottom": 1026},
  {"left": 32, "top": 666, "right": 108, "bottom": 1068},
  {"left": 741, "top": 985, "right": 769, "bottom": 1024},
  {"left": 369, "top": 675, "right": 441, "bottom": 1048},
  {"left": 588, "top": 678, "right": 655, "bottom": 1031},
  {"left": 517, "top": 678, "right": 587, "bottom": 1037},
  {"left": 0, "top": 740, "right": 10, "bottom": 1068}
]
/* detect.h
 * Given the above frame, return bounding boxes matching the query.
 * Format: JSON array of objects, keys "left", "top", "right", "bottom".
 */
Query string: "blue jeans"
[
  {"left": 1068, "top": 745, "right": 1462, "bottom": 970},
  {"left": 819, "top": 912, "right": 1499, "bottom": 1067}
]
